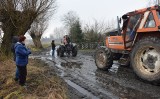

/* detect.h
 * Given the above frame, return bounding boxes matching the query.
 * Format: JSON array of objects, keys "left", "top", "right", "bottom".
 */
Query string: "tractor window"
[
  {"left": 144, "top": 12, "right": 156, "bottom": 28},
  {"left": 125, "top": 14, "right": 141, "bottom": 41},
  {"left": 156, "top": 11, "right": 160, "bottom": 19}
]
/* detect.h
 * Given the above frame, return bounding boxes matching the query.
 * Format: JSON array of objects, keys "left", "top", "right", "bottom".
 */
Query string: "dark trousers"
[
  {"left": 52, "top": 49, "right": 55, "bottom": 57},
  {"left": 14, "top": 67, "right": 19, "bottom": 81},
  {"left": 17, "top": 66, "right": 27, "bottom": 86}
]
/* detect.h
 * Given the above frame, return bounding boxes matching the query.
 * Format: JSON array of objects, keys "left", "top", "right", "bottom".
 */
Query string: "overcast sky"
[{"left": 42, "top": 0, "right": 151, "bottom": 38}]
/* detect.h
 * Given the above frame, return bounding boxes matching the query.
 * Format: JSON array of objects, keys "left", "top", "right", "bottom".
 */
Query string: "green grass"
[
  {"left": 42, "top": 43, "right": 51, "bottom": 48},
  {"left": 29, "top": 46, "right": 41, "bottom": 52},
  {"left": 27, "top": 44, "right": 50, "bottom": 52}
]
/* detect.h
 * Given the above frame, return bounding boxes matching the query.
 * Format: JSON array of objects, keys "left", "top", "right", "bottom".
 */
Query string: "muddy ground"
[{"left": 31, "top": 48, "right": 160, "bottom": 99}]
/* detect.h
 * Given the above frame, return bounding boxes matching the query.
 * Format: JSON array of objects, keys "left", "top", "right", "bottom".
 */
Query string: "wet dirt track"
[{"left": 31, "top": 49, "right": 160, "bottom": 99}]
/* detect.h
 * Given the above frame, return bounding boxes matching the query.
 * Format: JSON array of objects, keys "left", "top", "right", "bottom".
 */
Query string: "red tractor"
[{"left": 95, "top": 5, "right": 160, "bottom": 83}]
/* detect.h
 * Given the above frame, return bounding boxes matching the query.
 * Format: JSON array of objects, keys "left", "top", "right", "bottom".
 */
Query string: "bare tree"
[
  {"left": 61, "top": 11, "right": 83, "bottom": 43},
  {"left": 93, "top": 19, "right": 112, "bottom": 34},
  {"left": 83, "top": 19, "right": 114, "bottom": 42},
  {"left": 0, "top": 0, "right": 56, "bottom": 55},
  {"left": 28, "top": 15, "right": 48, "bottom": 48},
  {"left": 54, "top": 27, "right": 66, "bottom": 40},
  {"left": 62, "top": 11, "right": 79, "bottom": 28}
]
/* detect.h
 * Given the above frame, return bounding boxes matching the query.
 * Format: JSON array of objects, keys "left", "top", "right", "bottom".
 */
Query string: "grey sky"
[{"left": 43, "top": 0, "right": 150, "bottom": 37}]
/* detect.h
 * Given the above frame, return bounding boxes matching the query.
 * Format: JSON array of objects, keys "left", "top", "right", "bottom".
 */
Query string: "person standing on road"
[
  {"left": 14, "top": 35, "right": 31, "bottom": 86},
  {"left": 51, "top": 40, "right": 56, "bottom": 57},
  {"left": 11, "top": 36, "right": 19, "bottom": 81}
]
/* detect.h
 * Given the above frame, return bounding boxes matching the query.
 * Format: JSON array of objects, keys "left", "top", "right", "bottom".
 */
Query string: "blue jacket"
[{"left": 14, "top": 42, "right": 31, "bottom": 66}]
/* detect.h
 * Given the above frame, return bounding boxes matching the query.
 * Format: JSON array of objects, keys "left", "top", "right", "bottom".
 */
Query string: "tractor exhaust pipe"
[
  {"left": 157, "top": 0, "right": 160, "bottom": 5},
  {"left": 117, "top": 16, "right": 121, "bottom": 35}
]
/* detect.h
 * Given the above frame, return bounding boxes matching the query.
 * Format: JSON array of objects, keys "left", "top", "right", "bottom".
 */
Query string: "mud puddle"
[
  {"left": 30, "top": 50, "right": 160, "bottom": 99},
  {"left": 61, "top": 62, "right": 82, "bottom": 69},
  {"left": 65, "top": 80, "right": 99, "bottom": 99}
]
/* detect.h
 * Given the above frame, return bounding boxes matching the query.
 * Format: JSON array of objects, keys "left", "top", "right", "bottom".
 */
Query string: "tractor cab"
[{"left": 106, "top": 5, "right": 160, "bottom": 51}]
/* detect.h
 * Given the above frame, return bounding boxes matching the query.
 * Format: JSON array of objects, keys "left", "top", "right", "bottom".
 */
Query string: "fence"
[{"left": 77, "top": 42, "right": 105, "bottom": 50}]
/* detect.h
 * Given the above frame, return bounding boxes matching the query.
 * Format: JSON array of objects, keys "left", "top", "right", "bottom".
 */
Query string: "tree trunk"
[
  {"left": 32, "top": 37, "right": 43, "bottom": 49},
  {"left": 1, "top": 34, "right": 13, "bottom": 56},
  {"left": 1, "top": 21, "right": 16, "bottom": 56}
]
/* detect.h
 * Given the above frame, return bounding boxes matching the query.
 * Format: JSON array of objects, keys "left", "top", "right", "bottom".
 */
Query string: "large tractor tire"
[
  {"left": 59, "top": 46, "right": 65, "bottom": 57},
  {"left": 95, "top": 47, "right": 113, "bottom": 70},
  {"left": 72, "top": 46, "right": 78, "bottom": 57},
  {"left": 57, "top": 49, "right": 60, "bottom": 56},
  {"left": 131, "top": 37, "right": 160, "bottom": 83}
]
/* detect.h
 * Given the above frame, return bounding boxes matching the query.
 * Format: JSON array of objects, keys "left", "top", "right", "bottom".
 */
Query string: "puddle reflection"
[{"left": 61, "top": 62, "right": 83, "bottom": 69}]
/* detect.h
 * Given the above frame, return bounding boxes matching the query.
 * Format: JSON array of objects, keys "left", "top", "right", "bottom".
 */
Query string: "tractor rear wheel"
[
  {"left": 57, "top": 49, "right": 60, "bottom": 56},
  {"left": 95, "top": 47, "right": 113, "bottom": 70},
  {"left": 59, "top": 46, "right": 64, "bottom": 57},
  {"left": 72, "top": 46, "right": 78, "bottom": 57},
  {"left": 131, "top": 37, "right": 160, "bottom": 83}
]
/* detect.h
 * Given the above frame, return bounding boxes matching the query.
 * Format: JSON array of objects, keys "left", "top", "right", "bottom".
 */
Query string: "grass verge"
[
  {"left": 27, "top": 44, "right": 51, "bottom": 53},
  {"left": 0, "top": 59, "right": 68, "bottom": 99}
]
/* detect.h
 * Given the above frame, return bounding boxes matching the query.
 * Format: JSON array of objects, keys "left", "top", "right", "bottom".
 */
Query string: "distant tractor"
[
  {"left": 57, "top": 35, "right": 78, "bottom": 57},
  {"left": 95, "top": 5, "right": 160, "bottom": 83}
]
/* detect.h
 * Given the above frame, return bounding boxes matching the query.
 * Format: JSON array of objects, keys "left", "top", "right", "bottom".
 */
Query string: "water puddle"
[
  {"left": 108, "top": 61, "right": 120, "bottom": 73},
  {"left": 61, "top": 62, "right": 82, "bottom": 69},
  {"left": 31, "top": 50, "right": 160, "bottom": 98},
  {"left": 65, "top": 80, "right": 99, "bottom": 99}
]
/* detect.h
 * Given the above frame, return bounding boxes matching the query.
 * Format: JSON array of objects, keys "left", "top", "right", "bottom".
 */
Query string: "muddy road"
[{"left": 31, "top": 49, "right": 160, "bottom": 99}]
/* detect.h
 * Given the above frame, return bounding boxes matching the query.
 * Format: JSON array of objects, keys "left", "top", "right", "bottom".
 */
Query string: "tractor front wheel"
[
  {"left": 131, "top": 37, "right": 160, "bottom": 83},
  {"left": 95, "top": 47, "right": 113, "bottom": 70}
]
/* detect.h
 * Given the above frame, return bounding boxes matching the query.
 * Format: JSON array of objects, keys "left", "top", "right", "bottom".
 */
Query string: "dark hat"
[{"left": 19, "top": 35, "right": 26, "bottom": 42}]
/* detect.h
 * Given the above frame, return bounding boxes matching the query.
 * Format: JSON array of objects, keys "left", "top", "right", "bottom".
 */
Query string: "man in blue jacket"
[{"left": 14, "top": 35, "right": 31, "bottom": 86}]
